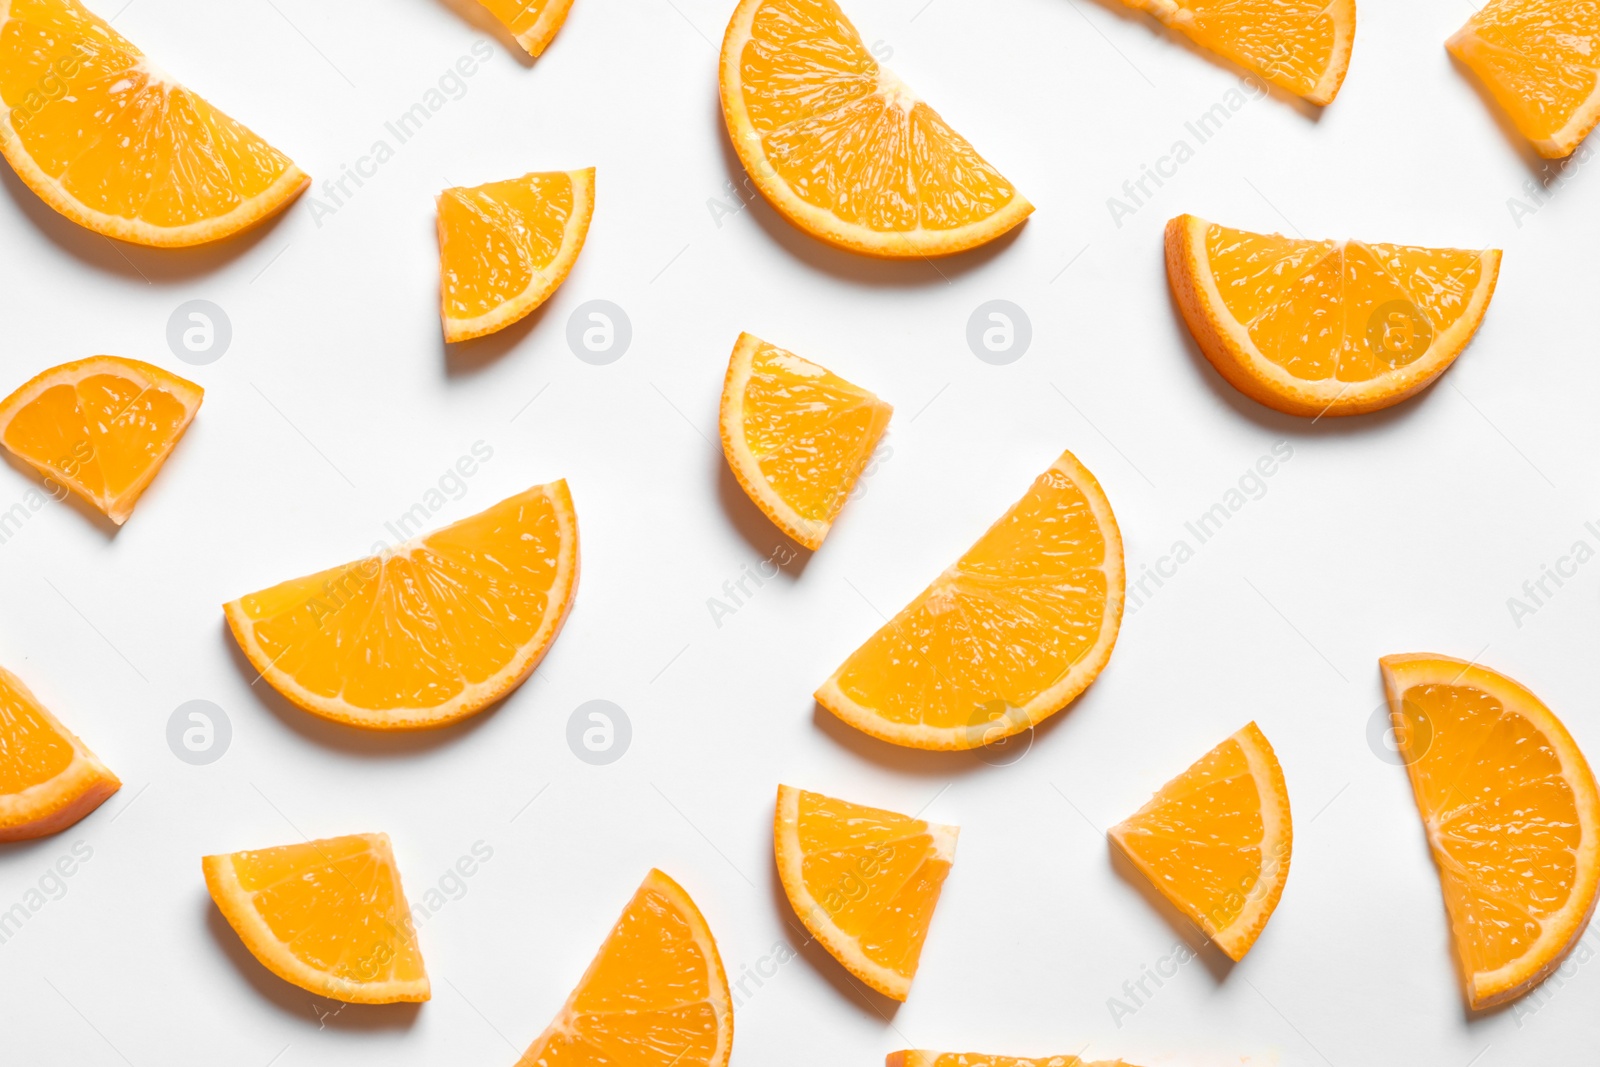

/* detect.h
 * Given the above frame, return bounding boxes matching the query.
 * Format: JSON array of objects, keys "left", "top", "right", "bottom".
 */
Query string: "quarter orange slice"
[
  {"left": 0, "top": 0, "right": 307, "bottom": 246},
  {"left": 1380, "top": 654, "right": 1600, "bottom": 1009},
  {"left": 815, "top": 449, "right": 1123, "bottom": 750},
  {"left": 1449, "top": 1, "right": 1600, "bottom": 158},
  {"left": 775, "top": 785, "right": 957, "bottom": 1001},
  {"left": 719, "top": 0, "right": 1031, "bottom": 257},
  {"left": 0, "top": 663, "right": 118, "bottom": 843},
  {"left": 224, "top": 481, "right": 579, "bottom": 730},
  {"left": 203, "top": 832, "right": 429, "bottom": 1004},
  {"left": 720, "top": 333, "right": 891, "bottom": 551},
  {"left": 438, "top": 168, "right": 594, "bottom": 343},
  {"left": 515, "top": 869, "right": 733, "bottom": 1067},
  {"left": 1166, "top": 214, "right": 1502, "bottom": 417},
  {"left": 0, "top": 356, "right": 202, "bottom": 525},
  {"left": 890, "top": 1054, "right": 1140, "bottom": 1067},
  {"left": 478, "top": 0, "right": 576, "bottom": 56},
  {"left": 1108, "top": 722, "right": 1292, "bottom": 961}
]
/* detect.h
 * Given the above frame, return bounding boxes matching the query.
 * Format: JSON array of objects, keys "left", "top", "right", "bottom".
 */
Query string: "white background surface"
[{"left": 1, "top": 0, "right": 1598, "bottom": 1064}]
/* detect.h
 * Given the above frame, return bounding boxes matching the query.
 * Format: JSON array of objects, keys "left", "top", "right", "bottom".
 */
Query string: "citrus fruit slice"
[
  {"left": 719, "top": 0, "right": 1032, "bottom": 257},
  {"left": 478, "top": 0, "right": 576, "bottom": 56},
  {"left": 0, "top": 663, "right": 118, "bottom": 843},
  {"left": 224, "top": 481, "right": 579, "bottom": 730},
  {"left": 1115, "top": 0, "right": 1354, "bottom": 105},
  {"left": 1108, "top": 722, "right": 1292, "bottom": 961},
  {"left": 1166, "top": 214, "right": 1502, "bottom": 417},
  {"left": 889, "top": 1054, "right": 1139, "bottom": 1067},
  {"left": 1448, "top": 0, "right": 1600, "bottom": 158},
  {"left": 438, "top": 168, "right": 594, "bottom": 343},
  {"left": 515, "top": 869, "right": 733, "bottom": 1067},
  {"left": 203, "top": 832, "right": 429, "bottom": 1004},
  {"left": 0, "top": 356, "right": 203, "bottom": 525},
  {"left": 775, "top": 785, "right": 957, "bottom": 1000},
  {"left": 1380, "top": 654, "right": 1600, "bottom": 1009},
  {"left": 0, "top": 0, "right": 307, "bottom": 246},
  {"left": 815, "top": 449, "right": 1123, "bottom": 750},
  {"left": 720, "top": 333, "right": 891, "bottom": 551}
]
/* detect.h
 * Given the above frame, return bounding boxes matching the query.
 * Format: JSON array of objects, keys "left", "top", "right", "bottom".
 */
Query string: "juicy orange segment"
[
  {"left": 515, "top": 869, "right": 733, "bottom": 1067},
  {"left": 0, "top": 356, "right": 202, "bottom": 525},
  {"left": 1449, "top": 1, "right": 1600, "bottom": 158},
  {"left": 1166, "top": 214, "right": 1502, "bottom": 417},
  {"left": 224, "top": 481, "right": 579, "bottom": 730},
  {"left": 203, "top": 833, "right": 429, "bottom": 1004},
  {"left": 438, "top": 168, "right": 594, "bottom": 343},
  {"left": 890, "top": 1054, "right": 1141, "bottom": 1067},
  {"left": 0, "top": 0, "right": 307, "bottom": 246},
  {"left": 0, "top": 664, "right": 118, "bottom": 842},
  {"left": 815, "top": 449, "right": 1123, "bottom": 750},
  {"left": 1380, "top": 654, "right": 1600, "bottom": 1009},
  {"left": 720, "top": 333, "right": 891, "bottom": 550},
  {"left": 478, "top": 0, "right": 576, "bottom": 56},
  {"left": 719, "top": 0, "right": 1031, "bottom": 257},
  {"left": 1109, "top": 722, "right": 1292, "bottom": 961},
  {"left": 775, "top": 785, "right": 957, "bottom": 1000}
]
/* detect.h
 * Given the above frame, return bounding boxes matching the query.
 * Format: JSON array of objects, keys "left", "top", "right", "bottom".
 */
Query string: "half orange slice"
[
  {"left": 0, "top": 664, "right": 118, "bottom": 842},
  {"left": 478, "top": 0, "right": 576, "bottom": 56}
]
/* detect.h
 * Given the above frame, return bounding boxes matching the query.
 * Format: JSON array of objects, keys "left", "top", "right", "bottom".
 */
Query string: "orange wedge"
[
  {"left": 775, "top": 785, "right": 957, "bottom": 1000},
  {"left": 720, "top": 333, "right": 891, "bottom": 550},
  {"left": 224, "top": 481, "right": 579, "bottom": 730},
  {"left": 890, "top": 1054, "right": 1140, "bottom": 1067},
  {"left": 1116, "top": 0, "right": 1354, "bottom": 105},
  {"left": 438, "top": 168, "right": 594, "bottom": 343},
  {"left": 0, "top": 356, "right": 202, "bottom": 525},
  {"left": 478, "top": 0, "right": 576, "bottom": 56},
  {"left": 0, "top": 0, "right": 307, "bottom": 246},
  {"left": 1109, "top": 722, "right": 1292, "bottom": 961},
  {"left": 203, "top": 832, "right": 429, "bottom": 1004},
  {"left": 719, "top": 0, "right": 1031, "bottom": 257},
  {"left": 1167, "top": 214, "right": 1502, "bottom": 417},
  {"left": 816, "top": 449, "right": 1123, "bottom": 750},
  {"left": 515, "top": 869, "right": 733, "bottom": 1067},
  {"left": 1449, "top": 1, "right": 1600, "bottom": 158},
  {"left": 1380, "top": 654, "right": 1600, "bottom": 1009},
  {"left": 0, "top": 664, "right": 118, "bottom": 842}
]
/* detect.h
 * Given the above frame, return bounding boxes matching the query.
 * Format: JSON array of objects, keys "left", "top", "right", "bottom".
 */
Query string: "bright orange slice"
[
  {"left": 775, "top": 785, "right": 957, "bottom": 1000},
  {"left": 203, "top": 832, "right": 429, "bottom": 1004},
  {"left": 1449, "top": 1, "right": 1600, "bottom": 158},
  {"left": 478, "top": 0, "right": 576, "bottom": 56},
  {"left": 0, "top": 663, "right": 118, "bottom": 842},
  {"left": 890, "top": 1054, "right": 1140, "bottom": 1067},
  {"left": 515, "top": 869, "right": 733, "bottom": 1067},
  {"left": 1381, "top": 654, "right": 1600, "bottom": 1009},
  {"left": 224, "top": 481, "right": 579, "bottom": 730},
  {"left": 720, "top": 333, "right": 891, "bottom": 550},
  {"left": 719, "top": 0, "right": 1031, "bottom": 257},
  {"left": 0, "top": 0, "right": 307, "bottom": 246},
  {"left": 815, "top": 449, "right": 1123, "bottom": 750},
  {"left": 1109, "top": 722, "right": 1292, "bottom": 961},
  {"left": 1116, "top": 0, "right": 1354, "bottom": 105},
  {"left": 0, "top": 356, "right": 202, "bottom": 525},
  {"left": 438, "top": 168, "right": 594, "bottom": 343},
  {"left": 1167, "top": 214, "right": 1502, "bottom": 417}
]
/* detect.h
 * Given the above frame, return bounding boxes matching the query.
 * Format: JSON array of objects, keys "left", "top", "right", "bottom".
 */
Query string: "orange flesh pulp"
[
  {"left": 1450, "top": 0, "right": 1600, "bottom": 152},
  {"left": 0, "top": 672, "right": 73, "bottom": 794},
  {"left": 439, "top": 170, "right": 577, "bottom": 323}
]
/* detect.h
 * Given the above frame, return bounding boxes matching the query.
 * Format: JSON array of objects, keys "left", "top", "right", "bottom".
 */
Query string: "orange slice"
[
  {"left": 890, "top": 1054, "right": 1140, "bottom": 1067},
  {"left": 1109, "top": 722, "right": 1292, "bottom": 961},
  {"left": 1116, "top": 0, "right": 1354, "bottom": 105},
  {"left": 775, "top": 785, "right": 957, "bottom": 1000},
  {"left": 1166, "top": 214, "right": 1502, "bottom": 417},
  {"left": 437, "top": 168, "right": 594, "bottom": 343},
  {"left": 0, "top": 356, "right": 202, "bottom": 525},
  {"left": 720, "top": 333, "right": 891, "bottom": 550},
  {"left": 0, "top": 663, "right": 118, "bottom": 842},
  {"left": 224, "top": 481, "right": 579, "bottom": 730},
  {"left": 0, "top": 0, "right": 307, "bottom": 246},
  {"left": 1380, "top": 654, "right": 1600, "bottom": 1009},
  {"left": 203, "top": 832, "right": 429, "bottom": 1004},
  {"left": 815, "top": 449, "right": 1123, "bottom": 750},
  {"left": 478, "top": 0, "right": 576, "bottom": 56},
  {"left": 1449, "top": 1, "right": 1600, "bottom": 158},
  {"left": 719, "top": 0, "right": 1031, "bottom": 257},
  {"left": 515, "top": 869, "right": 733, "bottom": 1067}
]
